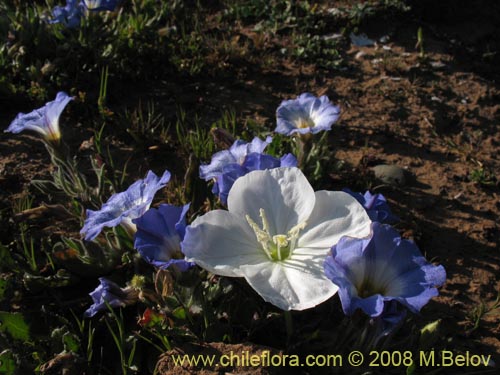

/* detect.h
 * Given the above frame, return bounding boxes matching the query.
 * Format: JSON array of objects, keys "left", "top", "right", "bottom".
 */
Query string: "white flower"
[{"left": 182, "top": 167, "right": 372, "bottom": 311}]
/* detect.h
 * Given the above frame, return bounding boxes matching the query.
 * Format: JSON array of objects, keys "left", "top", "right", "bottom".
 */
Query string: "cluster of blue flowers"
[
  {"left": 48, "top": 0, "right": 120, "bottom": 28},
  {"left": 199, "top": 136, "right": 297, "bottom": 204},
  {"left": 6, "top": 91, "right": 445, "bottom": 327}
]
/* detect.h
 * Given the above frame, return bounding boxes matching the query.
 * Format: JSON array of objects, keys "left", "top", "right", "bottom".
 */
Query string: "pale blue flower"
[
  {"left": 324, "top": 222, "right": 446, "bottom": 318},
  {"left": 199, "top": 136, "right": 273, "bottom": 180},
  {"left": 200, "top": 136, "right": 297, "bottom": 204},
  {"left": 343, "top": 189, "right": 399, "bottom": 224},
  {"left": 81, "top": 170, "right": 171, "bottom": 241},
  {"left": 133, "top": 203, "right": 194, "bottom": 271},
  {"left": 48, "top": 0, "right": 84, "bottom": 28},
  {"left": 6, "top": 92, "right": 73, "bottom": 142},
  {"left": 82, "top": 0, "right": 120, "bottom": 11},
  {"left": 84, "top": 278, "right": 138, "bottom": 317},
  {"left": 275, "top": 93, "right": 340, "bottom": 135}
]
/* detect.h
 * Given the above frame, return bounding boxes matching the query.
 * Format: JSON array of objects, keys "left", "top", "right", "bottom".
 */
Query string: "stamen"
[
  {"left": 246, "top": 208, "right": 307, "bottom": 262},
  {"left": 296, "top": 117, "right": 315, "bottom": 129},
  {"left": 259, "top": 208, "right": 271, "bottom": 235},
  {"left": 246, "top": 214, "right": 273, "bottom": 260},
  {"left": 288, "top": 220, "right": 307, "bottom": 252}
]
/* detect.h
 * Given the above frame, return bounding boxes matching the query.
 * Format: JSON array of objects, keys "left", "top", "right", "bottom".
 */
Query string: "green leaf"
[
  {"left": 406, "top": 361, "right": 416, "bottom": 375},
  {"left": 0, "top": 312, "right": 30, "bottom": 341},
  {"left": 0, "top": 350, "right": 17, "bottom": 374},
  {"left": 172, "top": 307, "right": 186, "bottom": 320},
  {"left": 62, "top": 332, "right": 81, "bottom": 353}
]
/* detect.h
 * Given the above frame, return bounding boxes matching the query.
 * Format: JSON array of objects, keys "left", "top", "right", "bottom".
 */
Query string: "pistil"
[{"left": 246, "top": 208, "right": 306, "bottom": 262}]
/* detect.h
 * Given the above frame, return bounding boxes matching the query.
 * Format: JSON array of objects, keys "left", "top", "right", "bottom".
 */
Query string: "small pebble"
[
  {"left": 355, "top": 51, "right": 366, "bottom": 60},
  {"left": 372, "top": 164, "right": 407, "bottom": 186},
  {"left": 379, "top": 35, "right": 390, "bottom": 43},
  {"left": 430, "top": 61, "right": 446, "bottom": 69},
  {"left": 350, "top": 33, "right": 376, "bottom": 47}
]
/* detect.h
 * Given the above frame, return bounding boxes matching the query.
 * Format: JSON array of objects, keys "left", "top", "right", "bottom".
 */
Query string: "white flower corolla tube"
[{"left": 182, "top": 167, "right": 372, "bottom": 311}]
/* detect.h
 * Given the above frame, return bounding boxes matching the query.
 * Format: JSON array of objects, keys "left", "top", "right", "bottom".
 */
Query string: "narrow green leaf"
[{"left": 419, "top": 319, "right": 440, "bottom": 350}]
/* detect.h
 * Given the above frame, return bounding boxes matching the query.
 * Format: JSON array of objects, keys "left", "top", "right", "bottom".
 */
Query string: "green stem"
[
  {"left": 44, "top": 141, "right": 95, "bottom": 206},
  {"left": 295, "top": 134, "right": 312, "bottom": 168}
]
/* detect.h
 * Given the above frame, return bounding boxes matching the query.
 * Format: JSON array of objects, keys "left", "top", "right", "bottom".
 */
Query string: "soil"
[
  {"left": 0, "top": 1, "right": 499, "bottom": 374},
  {"left": 156, "top": 342, "right": 284, "bottom": 375}
]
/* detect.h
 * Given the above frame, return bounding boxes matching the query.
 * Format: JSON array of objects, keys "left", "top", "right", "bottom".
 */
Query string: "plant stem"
[{"left": 296, "top": 134, "right": 312, "bottom": 168}]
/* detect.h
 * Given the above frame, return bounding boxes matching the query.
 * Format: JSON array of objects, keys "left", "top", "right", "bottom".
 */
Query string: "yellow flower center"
[
  {"left": 246, "top": 208, "right": 307, "bottom": 261},
  {"left": 296, "top": 117, "right": 315, "bottom": 129}
]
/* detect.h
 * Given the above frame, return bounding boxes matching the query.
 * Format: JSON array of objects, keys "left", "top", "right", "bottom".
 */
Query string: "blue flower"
[
  {"left": 343, "top": 189, "right": 399, "bottom": 224},
  {"left": 81, "top": 170, "right": 171, "bottom": 241},
  {"left": 84, "top": 277, "right": 138, "bottom": 317},
  {"left": 200, "top": 136, "right": 297, "bottom": 204},
  {"left": 200, "top": 136, "right": 273, "bottom": 179},
  {"left": 48, "top": 0, "right": 84, "bottom": 28},
  {"left": 82, "top": 0, "right": 120, "bottom": 11},
  {"left": 324, "top": 222, "right": 446, "bottom": 318},
  {"left": 133, "top": 203, "right": 194, "bottom": 271},
  {"left": 6, "top": 92, "right": 73, "bottom": 142},
  {"left": 275, "top": 93, "right": 340, "bottom": 135}
]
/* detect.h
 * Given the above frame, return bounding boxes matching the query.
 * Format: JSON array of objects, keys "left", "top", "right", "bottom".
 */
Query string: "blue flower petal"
[
  {"left": 82, "top": 0, "right": 120, "bottom": 11},
  {"left": 81, "top": 170, "right": 171, "bottom": 241},
  {"left": 199, "top": 149, "right": 239, "bottom": 180},
  {"left": 352, "top": 294, "right": 386, "bottom": 317},
  {"left": 324, "top": 222, "right": 445, "bottom": 318},
  {"left": 133, "top": 203, "right": 194, "bottom": 271},
  {"left": 215, "top": 164, "right": 246, "bottom": 205},
  {"left": 6, "top": 92, "right": 73, "bottom": 141},
  {"left": 48, "top": 0, "right": 83, "bottom": 28},
  {"left": 276, "top": 93, "right": 340, "bottom": 136},
  {"left": 199, "top": 136, "right": 272, "bottom": 180},
  {"left": 84, "top": 277, "right": 134, "bottom": 318},
  {"left": 280, "top": 153, "right": 299, "bottom": 168},
  {"left": 242, "top": 153, "right": 282, "bottom": 171},
  {"left": 343, "top": 189, "right": 399, "bottom": 224},
  {"left": 200, "top": 136, "right": 297, "bottom": 204}
]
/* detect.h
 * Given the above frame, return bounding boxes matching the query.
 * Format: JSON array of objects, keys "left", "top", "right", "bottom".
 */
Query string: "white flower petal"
[
  {"left": 241, "top": 255, "right": 338, "bottom": 311},
  {"left": 182, "top": 210, "right": 267, "bottom": 277},
  {"left": 227, "top": 168, "right": 315, "bottom": 235},
  {"left": 298, "top": 191, "right": 371, "bottom": 249}
]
